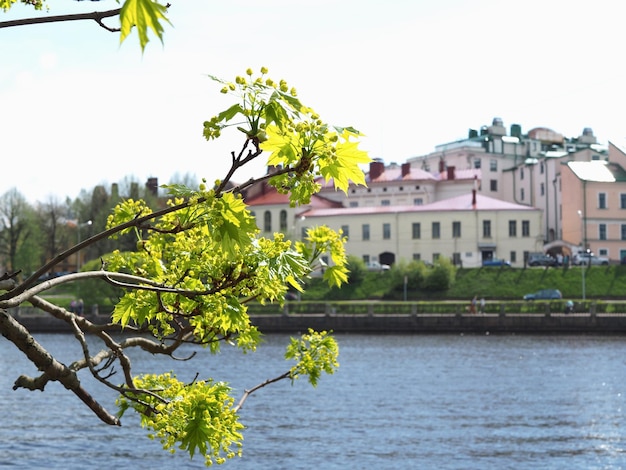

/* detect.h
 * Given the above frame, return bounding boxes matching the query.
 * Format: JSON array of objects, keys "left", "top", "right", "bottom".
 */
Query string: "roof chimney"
[
  {"left": 369, "top": 160, "right": 385, "bottom": 180},
  {"left": 146, "top": 177, "right": 158, "bottom": 196},
  {"left": 447, "top": 166, "right": 455, "bottom": 180},
  {"left": 267, "top": 164, "right": 282, "bottom": 175},
  {"left": 401, "top": 163, "right": 411, "bottom": 177},
  {"left": 472, "top": 175, "right": 478, "bottom": 208}
]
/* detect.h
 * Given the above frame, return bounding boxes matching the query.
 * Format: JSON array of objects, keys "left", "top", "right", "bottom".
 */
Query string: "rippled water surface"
[{"left": 1, "top": 333, "right": 626, "bottom": 469}]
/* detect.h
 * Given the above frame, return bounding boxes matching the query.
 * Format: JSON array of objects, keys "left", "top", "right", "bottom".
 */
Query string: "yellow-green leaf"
[{"left": 120, "top": 0, "right": 170, "bottom": 51}]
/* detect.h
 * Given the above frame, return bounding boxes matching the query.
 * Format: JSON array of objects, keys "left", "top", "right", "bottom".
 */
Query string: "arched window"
[
  {"left": 264, "top": 211, "right": 272, "bottom": 232},
  {"left": 279, "top": 210, "right": 288, "bottom": 231}
]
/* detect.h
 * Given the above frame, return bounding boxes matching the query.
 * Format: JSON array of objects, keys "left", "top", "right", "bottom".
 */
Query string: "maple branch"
[{"left": 0, "top": 8, "right": 122, "bottom": 31}]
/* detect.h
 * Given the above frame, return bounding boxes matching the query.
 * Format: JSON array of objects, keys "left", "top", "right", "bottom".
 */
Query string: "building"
[
  {"left": 408, "top": 119, "right": 606, "bottom": 238},
  {"left": 246, "top": 165, "right": 542, "bottom": 268},
  {"left": 297, "top": 190, "right": 542, "bottom": 268},
  {"left": 559, "top": 145, "right": 626, "bottom": 262},
  {"left": 244, "top": 122, "right": 626, "bottom": 266}
]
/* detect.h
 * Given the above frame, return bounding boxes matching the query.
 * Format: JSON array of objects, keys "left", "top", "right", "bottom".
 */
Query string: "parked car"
[
  {"left": 285, "top": 292, "right": 299, "bottom": 301},
  {"left": 482, "top": 259, "right": 511, "bottom": 267},
  {"left": 366, "top": 261, "right": 390, "bottom": 271},
  {"left": 527, "top": 253, "right": 558, "bottom": 267},
  {"left": 523, "top": 289, "right": 563, "bottom": 301},
  {"left": 572, "top": 252, "right": 609, "bottom": 266}
]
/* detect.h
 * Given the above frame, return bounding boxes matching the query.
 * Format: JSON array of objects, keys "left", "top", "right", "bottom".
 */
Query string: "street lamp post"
[
  {"left": 577, "top": 210, "right": 585, "bottom": 300},
  {"left": 76, "top": 220, "right": 92, "bottom": 273}
]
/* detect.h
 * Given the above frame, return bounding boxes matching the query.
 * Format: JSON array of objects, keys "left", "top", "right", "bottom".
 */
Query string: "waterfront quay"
[
  {"left": 251, "top": 311, "right": 626, "bottom": 334},
  {"left": 8, "top": 301, "right": 626, "bottom": 334}
]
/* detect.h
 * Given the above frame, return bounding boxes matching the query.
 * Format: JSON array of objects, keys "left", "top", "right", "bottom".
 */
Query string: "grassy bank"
[{"left": 302, "top": 264, "right": 626, "bottom": 301}]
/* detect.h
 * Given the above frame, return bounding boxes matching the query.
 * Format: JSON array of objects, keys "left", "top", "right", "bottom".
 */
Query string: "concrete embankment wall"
[{"left": 250, "top": 313, "right": 626, "bottom": 334}]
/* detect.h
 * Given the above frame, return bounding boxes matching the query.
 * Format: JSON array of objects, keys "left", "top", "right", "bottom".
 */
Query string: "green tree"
[
  {"left": 389, "top": 259, "right": 427, "bottom": 294},
  {"left": 423, "top": 257, "right": 457, "bottom": 292},
  {"left": 0, "top": 67, "right": 369, "bottom": 466},
  {"left": 346, "top": 255, "right": 367, "bottom": 284},
  {"left": 0, "top": 188, "right": 33, "bottom": 274}
]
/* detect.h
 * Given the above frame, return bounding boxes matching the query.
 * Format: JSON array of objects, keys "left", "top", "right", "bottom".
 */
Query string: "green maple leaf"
[
  {"left": 320, "top": 130, "right": 371, "bottom": 193},
  {"left": 120, "top": 0, "right": 171, "bottom": 51}
]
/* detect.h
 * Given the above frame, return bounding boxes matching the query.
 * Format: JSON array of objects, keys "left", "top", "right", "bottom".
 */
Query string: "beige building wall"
[{"left": 299, "top": 203, "right": 542, "bottom": 268}]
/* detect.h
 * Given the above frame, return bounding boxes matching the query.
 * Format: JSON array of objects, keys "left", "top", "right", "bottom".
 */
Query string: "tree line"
[{"left": 0, "top": 173, "right": 197, "bottom": 279}]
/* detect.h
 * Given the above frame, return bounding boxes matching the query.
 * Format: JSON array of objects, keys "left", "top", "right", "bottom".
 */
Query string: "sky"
[{"left": 1, "top": 0, "right": 625, "bottom": 204}]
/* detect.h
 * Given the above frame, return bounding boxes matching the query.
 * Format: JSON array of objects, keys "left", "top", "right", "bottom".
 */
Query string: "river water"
[{"left": 1, "top": 333, "right": 626, "bottom": 469}]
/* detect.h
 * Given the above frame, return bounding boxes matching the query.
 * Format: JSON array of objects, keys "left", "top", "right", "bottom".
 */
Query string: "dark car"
[
  {"left": 523, "top": 289, "right": 562, "bottom": 301},
  {"left": 482, "top": 259, "right": 511, "bottom": 267},
  {"left": 527, "top": 253, "right": 558, "bottom": 267}
]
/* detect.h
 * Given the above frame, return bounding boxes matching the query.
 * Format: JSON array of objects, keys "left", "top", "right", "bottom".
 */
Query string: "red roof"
[{"left": 246, "top": 185, "right": 342, "bottom": 208}]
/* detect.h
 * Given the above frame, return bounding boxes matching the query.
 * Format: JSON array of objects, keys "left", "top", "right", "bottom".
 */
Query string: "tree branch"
[
  {"left": 0, "top": 8, "right": 122, "bottom": 31},
  {"left": 234, "top": 370, "right": 292, "bottom": 413},
  {"left": 0, "top": 308, "right": 121, "bottom": 426}
]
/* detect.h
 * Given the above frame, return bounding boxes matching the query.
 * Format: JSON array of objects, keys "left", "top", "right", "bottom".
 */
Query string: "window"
[
  {"left": 383, "top": 223, "right": 391, "bottom": 240},
  {"left": 362, "top": 255, "right": 370, "bottom": 264},
  {"left": 432, "top": 253, "right": 440, "bottom": 263},
  {"left": 483, "top": 220, "right": 491, "bottom": 238},
  {"left": 412, "top": 222, "right": 421, "bottom": 239},
  {"left": 263, "top": 211, "right": 271, "bottom": 232},
  {"left": 622, "top": 224, "right": 626, "bottom": 240},
  {"left": 452, "top": 253, "right": 461, "bottom": 265},
  {"left": 279, "top": 210, "right": 288, "bottom": 231},
  {"left": 520, "top": 168, "right": 524, "bottom": 180},
  {"left": 522, "top": 220, "right": 530, "bottom": 237},
  {"left": 599, "top": 192, "right": 607, "bottom": 209},
  {"left": 509, "top": 220, "right": 517, "bottom": 237},
  {"left": 341, "top": 224, "right": 349, "bottom": 240},
  {"left": 599, "top": 223, "right": 607, "bottom": 240},
  {"left": 490, "top": 159, "right": 498, "bottom": 171},
  {"left": 599, "top": 248, "right": 608, "bottom": 256},
  {"left": 540, "top": 162, "right": 544, "bottom": 174},
  {"left": 490, "top": 180, "right": 498, "bottom": 192},
  {"left": 621, "top": 194, "right": 626, "bottom": 209},
  {"left": 362, "top": 224, "right": 370, "bottom": 241},
  {"left": 413, "top": 253, "right": 421, "bottom": 261},
  {"left": 520, "top": 188, "right": 525, "bottom": 201},
  {"left": 413, "top": 198, "right": 423, "bottom": 205},
  {"left": 381, "top": 199, "right": 390, "bottom": 206},
  {"left": 474, "top": 159, "right": 481, "bottom": 169},
  {"left": 349, "top": 201, "right": 359, "bottom": 208},
  {"left": 301, "top": 227, "right": 308, "bottom": 239},
  {"left": 510, "top": 251, "right": 517, "bottom": 263},
  {"left": 540, "top": 183, "right": 545, "bottom": 196},
  {"left": 452, "top": 221, "right": 461, "bottom": 238},
  {"left": 432, "top": 222, "right": 440, "bottom": 239}
]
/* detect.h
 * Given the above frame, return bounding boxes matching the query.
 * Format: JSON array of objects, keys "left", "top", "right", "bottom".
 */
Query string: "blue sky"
[{"left": 1, "top": 0, "right": 625, "bottom": 203}]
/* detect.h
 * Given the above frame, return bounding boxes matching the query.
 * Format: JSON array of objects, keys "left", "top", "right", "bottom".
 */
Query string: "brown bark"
[{"left": 0, "top": 309, "right": 120, "bottom": 426}]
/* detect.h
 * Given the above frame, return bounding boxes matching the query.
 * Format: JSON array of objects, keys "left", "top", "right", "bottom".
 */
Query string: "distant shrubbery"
[{"left": 302, "top": 263, "right": 626, "bottom": 302}]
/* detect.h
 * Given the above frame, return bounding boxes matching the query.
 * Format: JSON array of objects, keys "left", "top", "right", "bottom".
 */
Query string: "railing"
[{"left": 251, "top": 300, "right": 626, "bottom": 316}]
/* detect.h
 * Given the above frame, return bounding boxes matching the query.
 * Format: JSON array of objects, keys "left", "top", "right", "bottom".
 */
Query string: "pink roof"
[
  {"left": 270, "top": 165, "right": 481, "bottom": 192},
  {"left": 436, "top": 168, "right": 481, "bottom": 181},
  {"left": 301, "top": 192, "right": 538, "bottom": 218}
]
